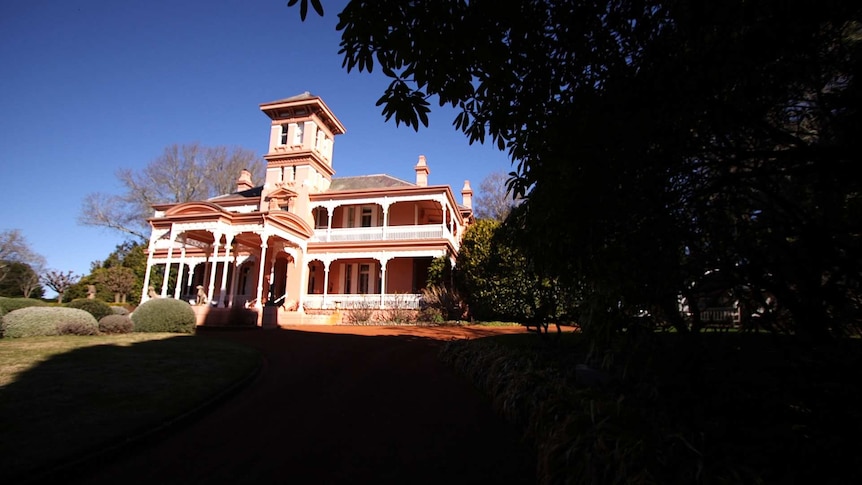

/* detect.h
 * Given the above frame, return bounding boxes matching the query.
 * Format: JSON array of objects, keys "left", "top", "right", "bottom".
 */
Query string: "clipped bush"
[
  {"left": 2, "top": 307, "right": 97, "bottom": 338},
  {"left": 65, "top": 298, "right": 113, "bottom": 322},
  {"left": 58, "top": 320, "right": 99, "bottom": 336},
  {"left": 109, "top": 305, "right": 130, "bottom": 316},
  {"left": 98, "top": 314, "right": 134, "bottom": 334},
  {"left": 131, "top": 298, "right": 196, "bottom": 333},
  {"left": 0, "top": 297, "right": 48, "bottom": 313}
]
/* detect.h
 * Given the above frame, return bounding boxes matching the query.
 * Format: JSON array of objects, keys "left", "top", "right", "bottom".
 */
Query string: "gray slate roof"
[{"left": 327, "top": 174, "right": 415, "bottom": 191}]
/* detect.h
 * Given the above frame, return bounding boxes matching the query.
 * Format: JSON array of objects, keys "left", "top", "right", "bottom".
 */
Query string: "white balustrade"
[
  {"left": 311, "top": 224, "right": 446, "bottom": 243},
  {"left": 303, "top": 293, "right": 421, "bottom": 310}
]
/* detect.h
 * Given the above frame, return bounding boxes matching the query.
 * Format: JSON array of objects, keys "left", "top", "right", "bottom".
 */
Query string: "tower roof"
[{"left": 259, "top": 92, "right": 346, "bottom": 135}]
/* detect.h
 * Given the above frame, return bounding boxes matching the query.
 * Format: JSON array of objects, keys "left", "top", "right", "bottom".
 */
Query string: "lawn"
[{"left": 0, "top": 333, "right": 260, "bottom": 483}]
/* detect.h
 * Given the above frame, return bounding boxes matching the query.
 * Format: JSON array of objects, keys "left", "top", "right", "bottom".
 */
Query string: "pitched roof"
[
  {"left": 262, "top": 91, "right": 316, "bottom": 105},
  {"left": 327, "top": 174, "right": 415, "bottom": 191},
  {"left": 208, "top": 185, "right": 263, "bottom": 201}
]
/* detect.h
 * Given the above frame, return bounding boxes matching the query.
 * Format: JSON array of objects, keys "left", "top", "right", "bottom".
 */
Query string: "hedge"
[
  {"left": 131, "top": 298, "right": 196, "bottom": 333},
  {"left": 65, "top": 299, "right": 113, "bottom": 322},
  {"left": 98, "top": 315, "right": 135, "bottom": 334},
  {"left": 2, "top": 307, "right": 98, "bottom": 338}
]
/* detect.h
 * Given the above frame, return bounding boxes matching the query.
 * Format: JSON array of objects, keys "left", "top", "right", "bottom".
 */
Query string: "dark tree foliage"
[
  {"left": 291, "top": 1, "right": 862, "bottom": 342},
  {"left": 67, "top": 241, "right": 150, "bottom": 304},
  {"left": 0, "top": 261, "right": 44, "bottom": 299},
  {"left": 455, "top": 218, "right": 580, "bottom": 325}
]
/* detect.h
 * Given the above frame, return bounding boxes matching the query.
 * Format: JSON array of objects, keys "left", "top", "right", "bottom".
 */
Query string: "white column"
[
  {"left": 206, "top": 233, "right": 222, "bottom": 305},
  {"left": 186, "top": 263, "right": 197, "bottom": 294},
  {"left": 141, "top": 246, "right": 155, "bottom": 303},
  {"left": 228, "top": 257, "right": 241, "bottom": 308},
  {"left": 173, "top": 246, "right": 186, "bottom": 300},
  {"left": 186, "top": 265, "right": 196, "bottom": 293},
  {"left": 268, "top": 254, "right": 276, "bottom": 303},
  {"left": 322, "top": 260, "right": 331, "bottom": 309},
  {"left": 379, "top": 258, "right": 390, "bottom": 308},
  {"left": 298, "top": 256, "right": 308, "bottom": 312},
  {"left": 326, "top": 206, "right": 334, "bottom": 242},
  {"left": 160, "top": 227, "right": 176, "bottom": 297},
  {"left": 381, "top": 202, "right": 390, "bottom": 240},
  {"left": 218, "top": 234, "right": 234, "bottom": 307},
  {"left": 254, "top": 241, "right": 269, "bottom": 309}
]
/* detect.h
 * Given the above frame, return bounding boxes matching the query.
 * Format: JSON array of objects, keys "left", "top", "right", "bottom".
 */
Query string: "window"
[
  {"left": 316, "top": 129, "right": 324, "bottom": 151},
  {"left": 347, "top": 207, "right": 356, "bottom": 228},
  {"left": 344, "top": 264, "right": 353, "bottom": 293},
  {"left": 293, "top": 123, "right": 304, "bottom": 145},
  {"left": 313, "top": 207, "right": 328, "bottom": 229},
  {"left": 359, "top": 264, "right": 370, "bottom": 294},
  {"left": 361, "top": 206, "right": 373, "bottom": 227},
  {"left": 279, "top": 124, "right": 289, "bottom": 145},
  {"left": 308, "top": 265, "right": 316, "bottom": 294},
  {"left": 239, "top": 266, "right": 250, "bottom": 296}
]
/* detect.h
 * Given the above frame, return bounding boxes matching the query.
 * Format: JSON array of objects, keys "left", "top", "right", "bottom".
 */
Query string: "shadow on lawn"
[
  {"left": 5, "top": 327, "right": 537, "bottom": 485},
  {"left": 1, "top": 333, "right": 260, "bottom": 485}
]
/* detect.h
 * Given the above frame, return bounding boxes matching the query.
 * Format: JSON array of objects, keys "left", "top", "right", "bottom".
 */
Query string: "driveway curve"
[{"left": 67, "top": 325, "right": 536, "bottom": 484}]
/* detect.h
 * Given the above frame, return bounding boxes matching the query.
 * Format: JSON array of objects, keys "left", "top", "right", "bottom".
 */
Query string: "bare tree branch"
[
  {"left": 79, "top": 143, "right": 264, "bottom": 241},
  {"left": 474, "top": 171, "right": 521, "bottom": 221}
]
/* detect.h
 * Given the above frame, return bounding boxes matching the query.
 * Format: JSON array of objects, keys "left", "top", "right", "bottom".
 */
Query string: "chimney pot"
[{"left": 414, "top": 155, "right": 430, "bottom": 186}]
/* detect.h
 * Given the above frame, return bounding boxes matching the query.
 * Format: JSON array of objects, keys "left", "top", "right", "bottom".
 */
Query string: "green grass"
[{"left": 0, "top": 333, "right": 260, "bottom": 482}]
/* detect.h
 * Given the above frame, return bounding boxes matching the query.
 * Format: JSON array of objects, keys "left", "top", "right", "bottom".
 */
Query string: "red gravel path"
[{"left": 67, "top": 325, "right": 536, "bottom": 484}]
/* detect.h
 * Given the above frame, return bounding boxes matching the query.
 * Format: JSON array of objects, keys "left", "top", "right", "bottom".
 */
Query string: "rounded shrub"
[
  {"left": 109, "top": 305, "right": 130, "bottom": 316},
  {"left": 0, "top": 297, "right": 48, "bottom": 313},
  {"left": 99, "top": 314, "right": 135, "bottom": 334},
  {"left": 131, "top": 298, "right": 197, "bottom": 333},
  {"left": 66, "top": 299, "right": 113, "bottom": 322},
  {"left": 58, "top": 320, "right": 100, "bottom": 336},
  {"left": 1, "top": 307, "right": 97, "bottom": 338}
]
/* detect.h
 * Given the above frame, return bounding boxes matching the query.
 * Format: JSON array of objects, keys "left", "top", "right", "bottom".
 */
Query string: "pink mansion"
[{"left": 140, "top": 93, "right": 474, "bottom": 325}]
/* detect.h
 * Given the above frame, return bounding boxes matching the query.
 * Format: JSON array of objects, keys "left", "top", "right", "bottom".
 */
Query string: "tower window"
[
  {"left": 279, "top": 124, "right": 289, "bottom": 145},
  {"left": 293, "top": 123, "right": 304, "bottom": 145}
]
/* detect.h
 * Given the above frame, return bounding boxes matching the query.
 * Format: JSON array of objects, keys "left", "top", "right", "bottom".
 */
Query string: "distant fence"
[{"left": 697, "top": 307, "right": 741, "bottom": 327}]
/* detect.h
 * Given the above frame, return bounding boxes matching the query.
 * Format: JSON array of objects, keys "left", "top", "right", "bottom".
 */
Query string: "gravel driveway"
[{"left": 66, "top": 325, "right": 536, "bottom": 484}]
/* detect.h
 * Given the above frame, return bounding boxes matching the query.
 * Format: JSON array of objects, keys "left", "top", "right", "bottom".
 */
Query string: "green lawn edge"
[{"left": 0, "top": 333, "right": 261, "bottom": 483}]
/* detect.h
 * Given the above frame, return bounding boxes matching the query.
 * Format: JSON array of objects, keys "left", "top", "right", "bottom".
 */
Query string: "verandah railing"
[
  {"left": 302, "top": 293, "right": 421, "bottom": 310},
  {"left": 311, "top": 224, "right": 446, "bottom": 242}
]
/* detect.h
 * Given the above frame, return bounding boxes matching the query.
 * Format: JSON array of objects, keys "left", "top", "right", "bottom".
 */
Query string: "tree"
[
  {"left": 95, "top": 266, "right": 137, "bottom": 303},
  {"left": 79, "top": 143, "right": 265, "bottom": 241},
  {"left": 41, "top": 270, "right": 80, "bottom": 303},
  {"left": 0, "top": 229, "right": 44, "bottom": 284},
  {"left": 474, "top": 171, "right": 520, "bottom": 222},
  {"left": 0, "top": 261, "right": 44, "bottom": 299},
  {"left": 455, "top": 219, "right": 530, "bottom": 321},
  {"left": 64, "top": 241, "right": 150, "bottom": 304},
  {"left": 290, "top": 1, "right": 862, "bottom": 342}
]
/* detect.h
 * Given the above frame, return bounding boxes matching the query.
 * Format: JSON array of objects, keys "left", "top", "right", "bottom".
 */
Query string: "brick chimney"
[
  {"left": 461, "top": 180, "right": 473, "bottom": 209},
  {"left": 236, "top": 168, "right": 254, "bottom": 192},
  {"left": 414, "top": 155, "right": 429, "bottom": 187}
]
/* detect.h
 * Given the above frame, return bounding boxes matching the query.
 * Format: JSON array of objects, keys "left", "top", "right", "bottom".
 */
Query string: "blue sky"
[{"left": 0, "top": 0, "right": 511, "bottom": 291}]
